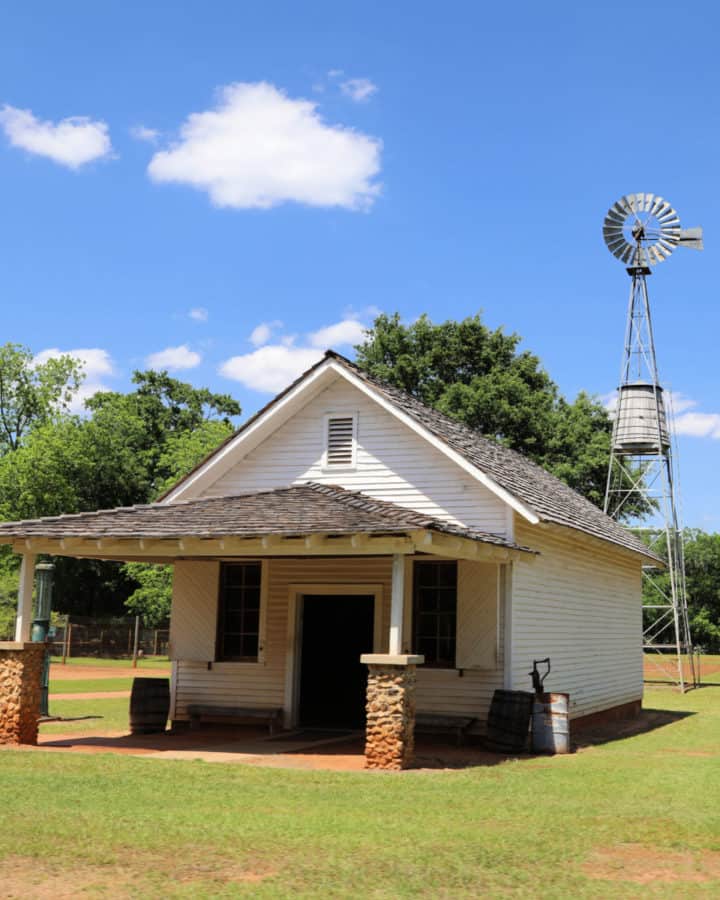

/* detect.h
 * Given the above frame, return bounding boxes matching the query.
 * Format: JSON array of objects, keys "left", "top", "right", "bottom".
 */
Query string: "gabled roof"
[
  {"left": 162, "top": 350, "right": 656, "bottom": 561},
  {"left": 0, "top": 483, "right": 530, "bottom": 552}
]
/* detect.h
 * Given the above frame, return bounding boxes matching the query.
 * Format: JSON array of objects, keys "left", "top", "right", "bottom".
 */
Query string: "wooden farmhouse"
[{"left": 0, "top": 351, "right": 658, "bottom": 768}]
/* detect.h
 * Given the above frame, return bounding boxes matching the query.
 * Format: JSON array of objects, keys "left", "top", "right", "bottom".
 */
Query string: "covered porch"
[{"left": 0, "top": 483, "right": 534, "bottom": 769}]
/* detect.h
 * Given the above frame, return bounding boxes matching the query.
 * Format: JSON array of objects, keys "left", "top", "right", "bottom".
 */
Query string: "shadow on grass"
[
  {"left": 573, "top": 708, "right": 695, "bottom": 750},
  {"left": 36, "top": 709, "right": 698, "bottom": 771}
]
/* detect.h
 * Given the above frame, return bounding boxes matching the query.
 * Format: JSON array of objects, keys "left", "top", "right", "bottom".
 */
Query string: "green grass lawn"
[
  {"left": 49, "top": 676, "right": 169, "bottom": 694},
  {"left": 0, "top": 684, "right": 716, "bottom": 897},
  {"left": 42, "top": 696, "right": 134, "bottom": 733}
]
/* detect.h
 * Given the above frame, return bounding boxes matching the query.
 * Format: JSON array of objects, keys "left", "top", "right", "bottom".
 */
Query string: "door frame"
[{"left": 284, "top": 582, "right": 384, "bottom": 729}]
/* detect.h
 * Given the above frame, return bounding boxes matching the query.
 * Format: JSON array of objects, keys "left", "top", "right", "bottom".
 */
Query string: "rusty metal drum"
[{"left": 532, "top": 692, "right": 570, "bottom": 754}]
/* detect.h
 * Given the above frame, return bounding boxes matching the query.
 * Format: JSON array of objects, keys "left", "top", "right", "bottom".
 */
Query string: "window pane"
[
  {"left": 217, "top": 563, "right": 262, "bottom": 661},
  {"left": 413, "top": 561, "right": 457, "bottom": 668},
  {"left": 243, "top": 564, "right": 261, "bottom": 588},
  {"left": 222, "top": 634, "right": 243, "bottom": 659},
  {"left": 243, "top": 608, "right": 260, "bottom": 633},
  {"left": 240, "top": 634, "right": 259, "bottom": 659},
  {"left": 416, "top": 564, "right": 435, "bottom": 587},
  {"left": 417, "top": 590, "right": 438, "bottom": 613}
]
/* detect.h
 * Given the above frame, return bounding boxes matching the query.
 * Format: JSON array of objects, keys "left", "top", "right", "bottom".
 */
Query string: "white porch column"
[
  {"left": 389, "top": 553, "right": 405, "bottom": 655},
  {"left": 14, "top": 553, "right": 36, "bottom": 643}
]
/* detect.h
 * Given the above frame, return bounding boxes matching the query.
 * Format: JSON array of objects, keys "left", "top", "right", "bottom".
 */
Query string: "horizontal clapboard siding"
[
  {"left": 173, "top": 555, "right": 504, "bottom": 724},
  {"left": 201, "top": 376, "right": 508, "bottom": 534},
  {"left": 174, "top": 557, "right": 394, "bottom": 719},
  {"left": 510, "top": 520, "right": 643, "bottom": 719}
]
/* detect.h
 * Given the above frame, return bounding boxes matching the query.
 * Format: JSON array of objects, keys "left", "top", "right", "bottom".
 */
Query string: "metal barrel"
[
  {"left": 129, "top": 678, "right": 170, "bottom": 734},
  {"left": 532, "top": 692, "right": 570, "bottom": 754},
  {"left": 485, "top": 689, "right": 534, "bottom": 753}
]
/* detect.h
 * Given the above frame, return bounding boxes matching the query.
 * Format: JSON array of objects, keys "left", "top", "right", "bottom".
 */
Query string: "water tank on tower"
[{"left": 613, "top": 382, "right": 670, "bottom": 453}]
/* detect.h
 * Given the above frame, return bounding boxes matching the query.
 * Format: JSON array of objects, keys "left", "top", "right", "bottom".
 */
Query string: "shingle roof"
[
  {"left": 162, "top": 350, "right": 653, "bottom": 560},
  {"left": 325, "top": 353, "right": 654, "bottom": 559},
  {"left": 0, "top": 483, "right": 531, "bottom": 552}
]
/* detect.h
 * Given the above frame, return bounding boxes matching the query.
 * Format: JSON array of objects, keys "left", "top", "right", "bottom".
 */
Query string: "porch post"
[
  {"left": 14, "top": 553, "right": 36, "bottom": 643},
  {"left": 361, "top": 654, "right": 424, "bottom": 770},
  {"left": 389, "top": 553, "right": 404, "bottom": 655}
]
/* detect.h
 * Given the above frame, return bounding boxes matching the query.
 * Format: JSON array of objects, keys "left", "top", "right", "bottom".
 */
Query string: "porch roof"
[{"left": 0, "top": 483, "right": 534, "bottom": 562}]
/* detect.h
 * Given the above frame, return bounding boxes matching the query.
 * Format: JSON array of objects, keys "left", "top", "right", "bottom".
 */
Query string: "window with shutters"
[{"left": 323, "top": 412, "right": 357, "bottom": 469}]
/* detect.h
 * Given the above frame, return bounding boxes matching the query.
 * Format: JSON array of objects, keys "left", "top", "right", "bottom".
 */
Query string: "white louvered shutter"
[
  {"left": 325, "top": 415, "right": 356, "bottom": 467},
  {"left": 455, "top": 560, "right": 499, "bottom": 669}
]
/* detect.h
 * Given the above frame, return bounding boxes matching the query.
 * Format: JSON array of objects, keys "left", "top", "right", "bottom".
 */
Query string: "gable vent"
[{"left": 325, "top": 415, "right": 356, "bottom": 467}]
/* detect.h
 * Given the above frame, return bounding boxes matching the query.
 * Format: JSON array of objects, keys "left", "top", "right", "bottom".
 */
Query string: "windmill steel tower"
[{"left": 602, "top": 193, "right": 703, "bottom": 691}]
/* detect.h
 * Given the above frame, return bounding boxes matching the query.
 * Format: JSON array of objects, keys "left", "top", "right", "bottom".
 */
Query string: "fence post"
[
  {"left": 132, "top": 615, "right": 140, "bottom": 668},
  {"left": 62, "top": 616, "right": 70, "bottom": 665},
  {"left": 153, "top": 629, "right": 159, "bottom": 657}
]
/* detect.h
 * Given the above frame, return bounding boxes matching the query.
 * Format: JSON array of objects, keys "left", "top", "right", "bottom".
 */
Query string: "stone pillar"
[
  {"left": 0, "top": 642, "right": 45, "bottom": 745},
  {"left": 361, "top": 653, "right": 424, "bottom": 771}
]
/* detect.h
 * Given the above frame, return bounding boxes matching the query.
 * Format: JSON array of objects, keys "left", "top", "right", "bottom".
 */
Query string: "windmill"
[{"left": 602, "top": 192, "right": 702, "bottom": 691}]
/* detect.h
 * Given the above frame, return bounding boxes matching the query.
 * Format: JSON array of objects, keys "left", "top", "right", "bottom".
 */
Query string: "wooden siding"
[
  {"left": 510, "top": 519, "right": 643, "bottom": 719},
  {"left": 199, "top": 376, "right": 508, "bottom": 534},
  {"left": 174, "top": 557, "right": 393, "bottom": 720},
  {"left": 172, "top": 555, "right": 505, "bottom": 725}
]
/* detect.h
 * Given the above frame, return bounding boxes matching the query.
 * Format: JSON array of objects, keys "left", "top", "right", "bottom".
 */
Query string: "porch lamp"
[{"left": 31, "top": 562, "right": 55, "bottom": 717}]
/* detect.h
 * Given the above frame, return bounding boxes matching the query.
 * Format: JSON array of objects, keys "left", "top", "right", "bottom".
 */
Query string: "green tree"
[
  {"left": 0, "top": 343, "right": 82, "bottom": 453},
  {"left": 0, "top": 367, "right": 239, "bottom": 620},
  {"left": 86, "top": 370, "right": 240, "bottom": 496},
  {"left": 120, "top": 418, "right": 236, "bottom": 625},
  {"left": 642, "top": 529, "right": 720, "bottom": 652},
  {"left": 122, "top": 563, "right": 173, "bottom": 627},
  {"left": 356, "top": 313, "right": 616, "bottom": 504}
]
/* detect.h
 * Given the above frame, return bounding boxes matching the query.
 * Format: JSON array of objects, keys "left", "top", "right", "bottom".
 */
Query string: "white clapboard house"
[{"left": 2, "top": 351, "right": 656, "bottom": 746}]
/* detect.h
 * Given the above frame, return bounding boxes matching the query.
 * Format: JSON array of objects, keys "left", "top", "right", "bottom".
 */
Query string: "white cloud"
[
  {"left": 0, "top": 105, "right": 112, "bottom": 169},
  {"left": 34, "top": 347, "right": 115, "bottom": 412},
  {"left": 147, "top": 81, "right": 381, "bottom": 210},
  {"left": 673, "top": 412, "right": 720, "bottom": 439},
  {"left": 130, "top": 124, "right": 159, "bottom": 143},
  {"left": 220, "top": 345, "right": 323, "bottom": 393},
  {"left": 145, "top": 344, "right": 202, "bottom": 371},
  {"left": 188, "top": 307, "right": 209, "bottom": 322},
  {"left": 309, "top": 318, "right": 366, "bottom": 348},
  {"left": 249, "top": 320, "right": 283, "bottom": 347},
  {"left": 222, "top": 315, "right": 373, "bottom": 393},
  {"left": 340, "top": 78, "right": 378, "bottom": 103}
]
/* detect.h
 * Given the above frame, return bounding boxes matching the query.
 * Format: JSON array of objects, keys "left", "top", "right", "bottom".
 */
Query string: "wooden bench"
[
  {"left": 186, "top": 704, "right": 283, "bottom": 735},
  {"left": 415, "top": 713, "right": 477, "bottom": 746}
]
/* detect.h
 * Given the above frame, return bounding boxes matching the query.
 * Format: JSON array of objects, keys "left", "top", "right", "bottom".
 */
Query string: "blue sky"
[{"left": 1, "top": 1, "right": 717, "bottom": 527}]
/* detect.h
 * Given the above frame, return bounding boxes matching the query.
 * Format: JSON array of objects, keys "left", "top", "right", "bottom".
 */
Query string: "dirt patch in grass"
[
  {"left": 583, "top": 844, "right": 720, "bottom": 884},
  {"left": 0, "top": 853, "right": 277, "bottom": 897},
  {"left": 49, "top": 665, "right": 169, "bottom": 681}
]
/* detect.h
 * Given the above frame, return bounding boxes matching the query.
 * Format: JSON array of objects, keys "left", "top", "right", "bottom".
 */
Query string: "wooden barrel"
[
  {"left": 532, "top": 692, "right": 570, "bottom": 754},
  {"left": 129, "top": 677, "right": 170, "bottom": 734},
  {"left": 485, "top": 689, "right": 534, "bottom": 753}
]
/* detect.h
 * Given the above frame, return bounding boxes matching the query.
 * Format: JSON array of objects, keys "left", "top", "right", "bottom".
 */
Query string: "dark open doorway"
[{"left": 299, "top": 594, "right": 375, "bottom": 728}]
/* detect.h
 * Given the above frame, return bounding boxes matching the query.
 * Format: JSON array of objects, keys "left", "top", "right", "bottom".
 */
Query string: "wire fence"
[{"left": 48, "top": 616, "right": 169, "bottom": 660}]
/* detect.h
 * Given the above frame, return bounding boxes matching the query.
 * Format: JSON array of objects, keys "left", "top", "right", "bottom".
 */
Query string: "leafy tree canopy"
[
  {"left": 643, "top": 529, "right": 720, "bottom": 652},
  {"left": 0, "top": 342, "right": 83, "bottom": 453},
  {"left": 0, "top": 367, "right": 239, "bottom": 621},
  {"left": 122, "top": 563, "right": 173, "bottom": 627}
]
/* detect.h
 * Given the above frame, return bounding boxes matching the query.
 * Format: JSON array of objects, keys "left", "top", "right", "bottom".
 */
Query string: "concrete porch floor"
[{"left": 28, "top": 725, "right": 530, "bottom": 772}]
